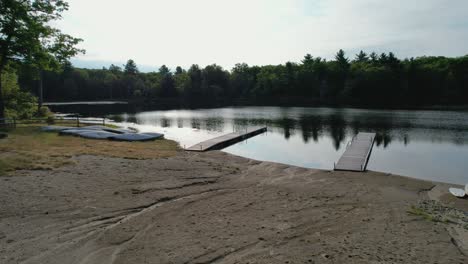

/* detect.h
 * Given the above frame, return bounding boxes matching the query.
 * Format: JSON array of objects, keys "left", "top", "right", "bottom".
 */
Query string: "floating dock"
[
  {"left": 186, "top": 127, "right": 267, "bottom": 152},
  {"left": 334, "top": 132, "right": 376, "bottom": 172}
]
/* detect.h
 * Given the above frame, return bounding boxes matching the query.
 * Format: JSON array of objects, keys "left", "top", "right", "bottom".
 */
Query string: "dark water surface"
[{"left": 55, "top": 106, "right": 468, "bottom": 184}]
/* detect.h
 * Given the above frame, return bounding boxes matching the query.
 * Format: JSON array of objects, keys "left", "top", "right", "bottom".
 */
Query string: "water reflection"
[
  {"left": 112, "top": 107, "right": 468, "bottom": 184},
  {"left": 118, "top": 107, "right": 468, "bottom": 149}
]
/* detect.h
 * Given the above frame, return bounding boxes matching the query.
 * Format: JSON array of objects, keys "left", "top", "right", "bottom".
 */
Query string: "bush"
[
  {"left": 46, "top": 115, "right": 55, "bottom": 125},
  {"left": 2, "top": 65, "right": 37, "bottom": 119},
  {"left": 37, "top": 106, "right": 52, "bottom": 118}
]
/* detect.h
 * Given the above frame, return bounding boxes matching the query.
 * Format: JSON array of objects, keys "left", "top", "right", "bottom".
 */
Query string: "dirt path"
[{"left": 0, "top": 151, "right": 467, "bottom": 263}]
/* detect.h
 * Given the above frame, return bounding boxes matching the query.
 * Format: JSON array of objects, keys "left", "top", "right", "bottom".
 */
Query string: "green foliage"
[
  {"left": 124, "top": 59, "right": 138, "bottom": 75},
  {"left": 1, "top": 66, "right": 37, "bottom": 118},
  {"left": 355, "top": 51, "right": 368, "bottom": 63},
  {"left": 37, "top": 106, "right": 52, "bottom": 118},
  {"left": 0, "top": 0, "right": 84, "bottom": 119},
  {"left": 0, "top": 0, "right": 84, "bottom": 70},
  {"left": 19, "top": 52, "right": 468, "bottom": 108}
]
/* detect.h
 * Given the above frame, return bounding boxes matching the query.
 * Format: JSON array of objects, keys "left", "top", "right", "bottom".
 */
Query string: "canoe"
[
  {"left": 78, "top": 131, "right": 119, "bottom": 139},
  {"left": 79, "top": 125, "right": 135, "bottom": 134},
  {"left": 41, "top": 126, "right": 76, "bottom": 132},
  {"left": 449, "top": 187, "right": 466, "bottom": 198},
  {"left": 59, "top": 129, "right": 98, "bottom": 136},
  {"left": 108, "top": 132, "right": 164, "bottom": 142}
]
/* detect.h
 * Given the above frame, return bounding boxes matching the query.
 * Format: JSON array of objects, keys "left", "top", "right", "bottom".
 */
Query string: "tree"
[
  {"left": 1, "top": 65, "right": 37, "bottom": 118},
  {"left": 335, "top": 49, "right": 350, "bottom": 69},
  {"left": 159, "top": 65, "right": 176, "bottom": 97},
  {"left": 175, "top": 66, "right": 184, "bottom": 75},
  {"left": 109, "top": 64, "right": 122, "bottom": 74},
  {"left": 355, "top": 50, "right": 368, "bottom": 63},
  {"left": 124, "top": 59, "right": 138, "bottom": 75},
  {"left": 369, "top": 52, "right": 378, "bottom": 63},
  {"left": 0, "top": 0, "right": 84, "bottom": 120},
  {"left": 187, "top": 64, "right": 202, "bottom": 97},
  {"left": 159, "top": 65, "right": 170, "bottom": 75},
  {"left": 302, "top": 54, "right": 314, "bottom": 65}
]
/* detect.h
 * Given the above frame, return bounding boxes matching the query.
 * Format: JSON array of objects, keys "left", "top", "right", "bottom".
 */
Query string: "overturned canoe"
[
  {"left": 109, "top": 132, "right": 164, "bottom": 142},
  {"left": 78, "top": 131, "right": 120, "bottom": 139},
  {"left": 41, "top": 126, "right": 76, "bottom": 132},
  {"left": 59, "top": 129, "right": 98, "bottom": 136},
  {"left": 75, "top": 125, "right": 135, "bottom": 134}
]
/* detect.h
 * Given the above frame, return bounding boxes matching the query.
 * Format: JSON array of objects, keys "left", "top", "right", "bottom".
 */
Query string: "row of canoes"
[{"left": 41, "top": 125, "right": 164, "bottom": 142}]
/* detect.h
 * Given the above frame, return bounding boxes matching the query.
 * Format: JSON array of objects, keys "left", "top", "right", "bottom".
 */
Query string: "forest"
[
  {"left": 31, "top": 50, "right": 468, "bottom": 107},
  {"left": 3, "top": 50, "right": 468, "bottom": 117}
]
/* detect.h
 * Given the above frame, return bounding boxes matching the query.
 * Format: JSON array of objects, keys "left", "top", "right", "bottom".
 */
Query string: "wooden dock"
[
  {"left": 334, "top": 132, "right": 376, "bottom": 172},
  {"left": 186, "top": 127, "right": 267, "bottom": 152}
]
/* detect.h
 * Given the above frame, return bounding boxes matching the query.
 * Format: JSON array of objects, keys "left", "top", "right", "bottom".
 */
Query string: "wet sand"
[{"left": 0, "top": 151, "right": 467, "bottom": 263}]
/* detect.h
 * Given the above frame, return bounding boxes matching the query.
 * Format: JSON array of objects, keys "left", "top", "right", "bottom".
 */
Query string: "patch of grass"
[
  {"left": 407, "top": 206, "right": 438, "bottom": 222},
  {"left": 0, "top": 126, "right": 180, "bottom": 176},
  {"left": 407, "top": 204, "right": 464, "bottom": 225}
]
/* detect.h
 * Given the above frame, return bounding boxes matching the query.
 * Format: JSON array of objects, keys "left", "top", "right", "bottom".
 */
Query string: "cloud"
[{"left": 58, "top": 0, "right": 468, "bottom": 70}]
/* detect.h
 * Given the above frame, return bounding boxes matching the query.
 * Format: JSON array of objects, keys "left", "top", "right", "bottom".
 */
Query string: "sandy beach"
[{"left": 0, "top": 150, "right": 467, "bottom": 264}]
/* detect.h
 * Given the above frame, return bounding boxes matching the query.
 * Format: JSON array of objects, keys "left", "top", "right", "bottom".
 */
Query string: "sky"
[{"left": 57, "top": 0, "right": 468, "bottom": 72}]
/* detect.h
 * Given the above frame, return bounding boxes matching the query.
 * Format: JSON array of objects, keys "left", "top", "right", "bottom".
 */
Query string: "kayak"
[{"left": 108, "top": 132, "right": 164, "bottom": 142}]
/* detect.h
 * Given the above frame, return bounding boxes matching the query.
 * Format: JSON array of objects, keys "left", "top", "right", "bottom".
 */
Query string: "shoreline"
[{"left": 1, "top": 150, "right": 467, "bottom": 263}]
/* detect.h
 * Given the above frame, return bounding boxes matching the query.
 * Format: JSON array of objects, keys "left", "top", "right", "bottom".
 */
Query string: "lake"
[{"left": 55, "top": 105, "right": 468, "bottom": 184}]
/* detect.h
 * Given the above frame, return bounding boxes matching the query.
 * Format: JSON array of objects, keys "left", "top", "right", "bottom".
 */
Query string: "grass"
[
  {"left": 0, "top": 126, "right": 180, "bottom": 176},
  {"left": 407, "top": 206, "right": 439, "bottom": 222},
  {"left": 407, "top": 205, "right": 461, "bottom": 225}
]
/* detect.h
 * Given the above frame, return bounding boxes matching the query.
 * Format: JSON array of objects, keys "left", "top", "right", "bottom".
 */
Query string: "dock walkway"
[
  {"left": 186, "top": 127, "right": 267, "bottom": 152},
  {"left": 334, "top": 132, "right": 376, "bottom": 172}
]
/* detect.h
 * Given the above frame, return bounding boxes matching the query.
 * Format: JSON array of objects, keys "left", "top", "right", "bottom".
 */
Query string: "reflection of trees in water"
[
  {"left": 177, "top": 118, "right": 184, "bottom": 128},
  {"left": 299, "top": 115, "right": 323, "bottom": 143},
  {"left": 232, "top": 118, "right": 270, "bottom": 133},
  {"left": 375, "top": 132, "right": 392, "bottom": 148},
  {"left": 327, "top": 114, "right": 346, "bottom": 150},
  {"left": 403, "top": 134, "right": 409, "bottom": 146},
  {"left": 232, "top": 118, "right": 249, "bottom": 132},
  {"left": 350, "top": 113, "right": 401, "bottom": 149},
  {"left": 277, "top": 118, "right": 296, "bottom": 140},
  {"left": 127, "top": 116, "right": 137, "bottom": 124},
  {"left": 205, "top": 117, "right": 225, "bottom": 132},
  {"left": 160, "top": 118, "right": 172, "bottom": 128},
  {"left": 130, "top": 109, "right": 468, "bottom": 148},
  {"left": 191, "top": 118, "right": 201, "bottom": 129}
]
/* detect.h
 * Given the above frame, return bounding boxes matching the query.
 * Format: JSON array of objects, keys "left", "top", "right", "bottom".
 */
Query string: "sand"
[{"left": 0, "top": 151, "right": 467, "bottom": 264}]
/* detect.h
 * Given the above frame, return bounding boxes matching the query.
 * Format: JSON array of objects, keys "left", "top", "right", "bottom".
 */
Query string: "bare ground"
[{"left": 0, "top": 151, "right": 467, "bottom": 264}]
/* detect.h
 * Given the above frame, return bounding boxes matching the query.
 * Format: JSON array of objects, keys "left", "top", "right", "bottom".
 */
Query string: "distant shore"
[
  {"left": 44, "top": 100, "right": 128, "bottom": 106},
  {"left": 0, "top": 150, "right": 467, "bottom": 263},
  {"left": 44, "top": 98, "right": 468, "bottom": 112}
]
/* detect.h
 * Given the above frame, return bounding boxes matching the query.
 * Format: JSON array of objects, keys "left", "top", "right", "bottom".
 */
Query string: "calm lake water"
[{"left": 91, "top": 106, "right": 468, "bottom": 185}]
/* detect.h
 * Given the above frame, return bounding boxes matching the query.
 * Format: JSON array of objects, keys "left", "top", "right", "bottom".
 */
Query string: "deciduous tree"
[{"left": 0, "top": 0, "right": 84, "bottom": 120}]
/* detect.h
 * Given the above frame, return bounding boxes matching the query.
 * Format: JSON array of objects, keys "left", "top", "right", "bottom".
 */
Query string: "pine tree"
[
  {"left": 355, "top": 50, "right": 368, "bottom": 63},
  {"left": 124, "top": 60, "right": 138, "bottom": 75},
  {"left": 335, "top": 49, "right": 350, "bottom": 68}
]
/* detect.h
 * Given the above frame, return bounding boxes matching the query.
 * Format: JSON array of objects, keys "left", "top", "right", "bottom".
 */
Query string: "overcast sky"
[{"left": 57, "top": 0, "right": 468, "bottom": 71}]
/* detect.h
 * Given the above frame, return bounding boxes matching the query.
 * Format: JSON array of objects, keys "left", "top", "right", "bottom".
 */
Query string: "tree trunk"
[
  {"left": 38, "top": 70, "right": 43, "bottom": 111},
  {"left": 0, "top": 69, "right": 5, "bottom": 123}
]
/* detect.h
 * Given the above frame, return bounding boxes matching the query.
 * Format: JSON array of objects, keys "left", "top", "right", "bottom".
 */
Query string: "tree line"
[
  {"left": 2, "top": 1, "right": 468, "bottom": 120},
  {"left": 25, "top": 50, "right": 468, "bottom": 108}
]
